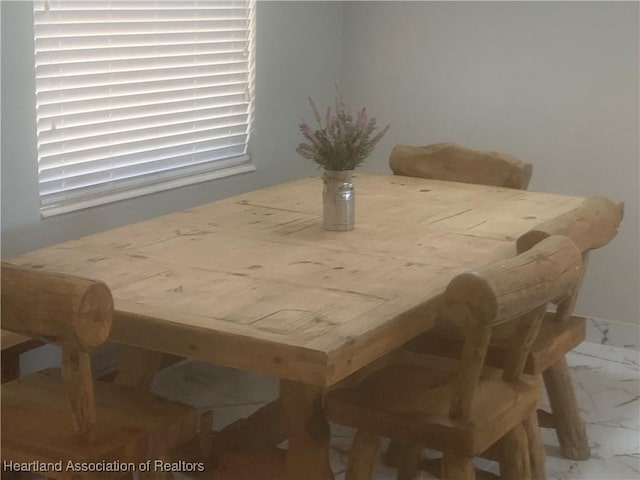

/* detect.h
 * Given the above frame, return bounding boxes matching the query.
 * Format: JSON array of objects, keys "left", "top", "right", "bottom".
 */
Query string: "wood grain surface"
[{"left": 7, "top": 173, "right": 594, "bottom": 386}]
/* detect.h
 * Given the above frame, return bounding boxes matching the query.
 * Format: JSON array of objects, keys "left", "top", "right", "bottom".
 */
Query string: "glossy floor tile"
[{"left": 154, "top": 341, "right": 639, "bottom": 480}]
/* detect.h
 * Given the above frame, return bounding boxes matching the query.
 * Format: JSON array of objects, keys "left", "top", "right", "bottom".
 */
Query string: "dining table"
[{"left": 6, "top": 172, "right": 618, "bottom": 479}]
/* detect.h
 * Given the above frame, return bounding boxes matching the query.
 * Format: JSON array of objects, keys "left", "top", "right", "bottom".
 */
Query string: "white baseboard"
[{"left": 585, "top": 317, "right": 640, "bottom": 351}]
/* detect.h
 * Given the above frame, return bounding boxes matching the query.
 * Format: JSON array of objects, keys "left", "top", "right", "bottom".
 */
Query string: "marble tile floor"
[{"left": 151, "top": 341, "right": 640, "bottom": 480}]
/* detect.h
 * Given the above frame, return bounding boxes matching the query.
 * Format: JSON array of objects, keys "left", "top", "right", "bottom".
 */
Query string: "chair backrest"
[
  {"left": 1, "top": 262, "right": 113, "bottom": 439},
  {"left": 516, "top": 196, "right": 622, "bottom": 317},
  {"left": 516, "top": 196, "right": 623, "bottom": 254},
  {"left": 441, "top": 236, "right": 583, "bottom": 421},
  {"left": 389, "top": 143, "right": 533, "bottom": 190}
]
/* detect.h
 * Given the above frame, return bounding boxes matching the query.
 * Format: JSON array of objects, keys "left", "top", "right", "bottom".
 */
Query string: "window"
[{"left": 33, "top": 0, "right": 255, "bottom": 216}]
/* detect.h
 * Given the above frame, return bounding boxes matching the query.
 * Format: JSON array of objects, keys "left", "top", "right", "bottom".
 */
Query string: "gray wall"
[
  {"left": 342, "top": 1, "right": 639, "bottom": 326},
  {"left": 1, "top": 1, "right": 345, "bottom": 256}
]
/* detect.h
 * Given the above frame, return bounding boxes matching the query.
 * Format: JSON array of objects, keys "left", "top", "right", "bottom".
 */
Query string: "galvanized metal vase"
[{"left": 322, "top": 169, "right": 355, "bottom": 231}]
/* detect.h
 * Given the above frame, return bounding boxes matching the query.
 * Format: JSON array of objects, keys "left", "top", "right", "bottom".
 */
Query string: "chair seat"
[
  {"left": 1, "top": 369, "right": 198, "bottom": 479},
  {"left": 525, "top": 314, "right": 586, "bottom": 373},
  {"left": 325, "top": 354, "right": 541, "bottom": 458},
  {"left": 406, "top": 313, "right": 586, "bottom": 375}
]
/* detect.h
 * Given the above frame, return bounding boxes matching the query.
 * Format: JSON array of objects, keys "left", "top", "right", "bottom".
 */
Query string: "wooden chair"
[
  {"left": 0, "top": 262, "right": 203, "bottom": 480},
  {"left": 325, "top": 235, "right": 584, "bottom": 480},
  {"left": 389, "top": 143, "right": 533, "bottom": 190},
  {"left": 386, "top": 141, "right": 533, "bottom": 468},
  {"left": 389, "top": 145, "right": 622, "bottom": 461},
  {"left": 406, "top": 196, "right": 623, "bottom": 462}
]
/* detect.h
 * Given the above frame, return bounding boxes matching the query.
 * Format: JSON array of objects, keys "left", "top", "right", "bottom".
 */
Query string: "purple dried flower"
[
  {"left": 356, "top": 107, "right": 367, "bottom": 130},
  {"left": 299, "top": 122, "right": 314, "bottom": 143},
  {"left": 297, "top": 88, "right": 390, "bottom": 171},
  {"left": 308, "top": 97, "right": 322, "bottom": 126}
]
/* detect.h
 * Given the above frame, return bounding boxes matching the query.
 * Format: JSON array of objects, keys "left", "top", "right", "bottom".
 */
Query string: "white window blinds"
[{"left": 33, "top": 0, "right": 256, "bottom": 216}]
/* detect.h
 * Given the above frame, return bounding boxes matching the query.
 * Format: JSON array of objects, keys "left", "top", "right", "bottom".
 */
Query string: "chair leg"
[
  {"left": 383, "top": 438, "right": 405, "bottom": 468},
  {"left": 1, "top": 351, "right": 20, "bottom": 383},
  {"left": 396, "top": 441, "right": 423, "bottom": 480},
  {"left": 543, "top": 356, "right": 590, "bottom": 460},
  {"left": 499, "top": 423, "right": 531, "bottom": 480},
  {"left": 345, "top": 429, "right": 380, "bottom": 480},
  {"left": 523, "top": 413, "right": 546, "bottom": 480},
  {"left": 442, "top": 453, "right": 475, "bottom": 480}
]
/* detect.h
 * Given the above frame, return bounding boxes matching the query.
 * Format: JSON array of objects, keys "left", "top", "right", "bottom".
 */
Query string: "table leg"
[
  {"left": 280, "top": 379, "right": 334, "bottom": 480},
  {"left": 1, "top": 350, "right": 20, "bottom": 384},
  {"left": 114, "top": 345, "right": 171, "bottom": 389}
]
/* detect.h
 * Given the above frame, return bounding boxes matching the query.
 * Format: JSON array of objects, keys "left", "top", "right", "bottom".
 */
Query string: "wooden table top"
[{"left": 8, "top": 173, "right": 590, "bottom": 386}]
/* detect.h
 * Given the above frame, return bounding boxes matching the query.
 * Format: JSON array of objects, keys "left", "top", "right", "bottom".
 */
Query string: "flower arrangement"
[{"left": 296, "top": 91, "right": 390, "bottom": 171}]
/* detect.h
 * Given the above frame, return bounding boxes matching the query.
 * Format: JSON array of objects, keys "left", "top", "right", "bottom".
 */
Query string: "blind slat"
[
  {"left": 40, "top": 138, "right": 250, "bottom": 187},
  {"left": 39, "top": 104, "right": 249, "bottom": 143},
  {"left": 36, "top": 65, "right": 251, "bottom": 91},
  {"left": 37, "top": 92, "right": 249, "bottom": 130},
  {"left": 40, "top": 123, "right": 250, "bottom": 166},
  {"left": 40, "top": 144, "right": 249, "bottom": 194},
  {"left": 37, "top": 53, "right": 249, "bottom": 78},
  {"left": 39, "top": 109, "right": 248, "bottom": 144},
  {"left": 34, "top": 0, "right": 256, "bottom": 214},
  {"left": 35, "top": 30, "right": 250, "bottom": 50},
  {"left": 36, "top": 42, "right": 248, "bottom": 65},
  {"left": 35, "top": 19, "right": 251, "bottom": 37},
  {"left": 37, "top": 75, "right": 247, "bottom": 104},
  {"left": 37, "top": 83, "right": 250, "bottom": 117}
]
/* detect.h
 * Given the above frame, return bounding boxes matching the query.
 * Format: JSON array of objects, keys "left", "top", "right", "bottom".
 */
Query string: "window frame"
[{"left": 32, "top": 0, "right": 256, "bottom": 217}]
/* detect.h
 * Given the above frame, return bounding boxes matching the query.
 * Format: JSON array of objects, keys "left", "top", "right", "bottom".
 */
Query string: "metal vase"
[{"left": 322, "top": 170, "right": 355, "bottom": 231}]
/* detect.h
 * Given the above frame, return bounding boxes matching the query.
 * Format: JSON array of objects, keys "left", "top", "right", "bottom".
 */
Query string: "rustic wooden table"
[{"left": 9, "top": 173, "right": 608, "bottom": 479}]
